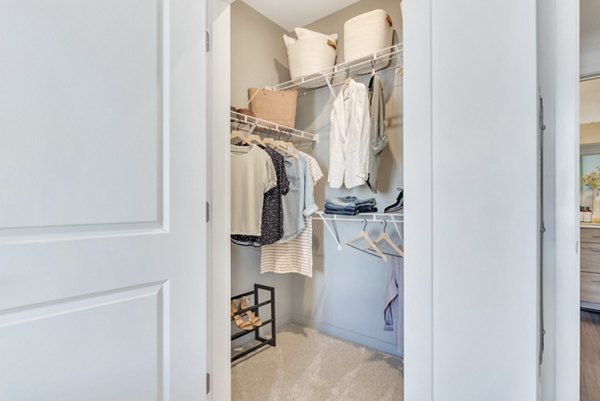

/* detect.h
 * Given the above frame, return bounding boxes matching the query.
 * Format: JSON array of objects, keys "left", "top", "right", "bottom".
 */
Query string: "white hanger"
[
  {"left": 345, "top": 220, "right": 387, "bottom": 262},
  {"left": 247, "top": 133, "right": 265, "bottom": 146},
  {"left": 266, "top": 138, "right": 299, "bottom": 159},
  {"left": 230, "top": 130, "right": 252, "bottom": 145},
  {"left": 372, "top": 220, "right": 404, "bottom": 258}
]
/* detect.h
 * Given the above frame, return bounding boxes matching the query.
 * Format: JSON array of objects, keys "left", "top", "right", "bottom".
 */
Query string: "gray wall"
[
  {"left": 291, "top": 0, "right": 405, "bottom": 356},
  {"left": 230, "top": 1, "right": 293, "bottom": 330},
  {"left": 230, "top": 1, "right": 290, "bottom": 108},
  {"left": 230, "top": 0, "right": 404, "bottom": 356}
]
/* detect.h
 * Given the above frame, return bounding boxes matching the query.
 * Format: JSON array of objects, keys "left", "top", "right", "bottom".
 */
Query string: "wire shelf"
[
  {"left": 230, "top": 111, "right": 319, "bottom": 143},
  {"left": 313, "top": 211, "right": 404, "bottom": 223},
  {"left": 230, "top": 111, "right": 319, "bottom": 153},
  {"left": 268, "top": 43, "right": 403, "bottom": 93}
]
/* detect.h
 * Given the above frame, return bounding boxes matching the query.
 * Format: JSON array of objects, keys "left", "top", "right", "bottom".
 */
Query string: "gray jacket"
[{"left": 367, "top": 74, "right": 389, "bottom": 193}]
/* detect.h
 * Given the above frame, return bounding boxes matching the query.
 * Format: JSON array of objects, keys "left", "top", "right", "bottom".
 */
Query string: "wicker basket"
[
  {"left": 344, "top": 9, "right": 394, "bottom": 73},
  {"left": 248, "top": 88, "right": 297, "bottom": 128},
  {"left": 284, "top": 28, "right": 338, "bottom": 88}
]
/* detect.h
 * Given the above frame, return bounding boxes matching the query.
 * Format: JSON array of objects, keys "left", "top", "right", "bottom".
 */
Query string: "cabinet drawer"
[
  {"left": 581, "top": 243, "right": 600, "bottom": 274},
  {"left": 581, "top": 228, "right": 600, "bottom": 244},
  {"left": 582, "top": 272, "right": 600, "bottom": 304}
]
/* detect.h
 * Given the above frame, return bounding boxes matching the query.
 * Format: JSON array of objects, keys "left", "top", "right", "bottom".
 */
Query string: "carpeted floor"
[{"left": 232, "top": 324, "right": 404, "bottom": 401}]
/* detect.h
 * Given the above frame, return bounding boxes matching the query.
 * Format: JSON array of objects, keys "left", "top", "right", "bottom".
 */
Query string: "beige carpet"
[{"left": 232, "top": 324, "right": 403, "bottom": 401}]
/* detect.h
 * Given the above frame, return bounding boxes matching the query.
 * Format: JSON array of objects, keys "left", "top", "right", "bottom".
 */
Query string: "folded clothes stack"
[{"left": 324, "top": 196, "right": 378, "bottom": 216}]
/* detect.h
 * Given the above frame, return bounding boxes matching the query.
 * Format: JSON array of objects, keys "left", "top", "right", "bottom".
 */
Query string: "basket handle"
[
  {"left": 247, "top": 87, "right": 264, "bottom": 106},
  {"left": 386, "top": 14, "right": 393, "bottom": 27}
]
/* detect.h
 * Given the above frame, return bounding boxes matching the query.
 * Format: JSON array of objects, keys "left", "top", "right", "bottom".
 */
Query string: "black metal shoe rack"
[{"left": 231, "top": 283, "right": 276, "bottom": 362}]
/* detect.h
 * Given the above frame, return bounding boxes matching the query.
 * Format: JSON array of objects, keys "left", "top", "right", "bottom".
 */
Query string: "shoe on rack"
[
  {"left": 240, "top": 297, "right": 263, "bottom": 327},
  {"left": 231, "top": 299, "right": 253, "bottom": 331},
  {"left": 385, "top": 188, "right": 404, "bottom": 213}
]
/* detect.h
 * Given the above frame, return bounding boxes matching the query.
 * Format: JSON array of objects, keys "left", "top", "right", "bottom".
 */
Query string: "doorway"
[
  {"left": 207, "top": 1, "right": 410, "bottom": 400},
  {"left": 579, "top": 77, "right": 600, "bottom": 401}
]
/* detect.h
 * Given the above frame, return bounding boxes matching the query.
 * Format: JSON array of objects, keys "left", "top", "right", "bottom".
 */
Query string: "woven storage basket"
[
  {"left": 344, "top": 9, "right": 394, "bottom": 73},
  {"left": 284, "top": 28, "right": 338, "bottom": 88},
  {"left": 248, "top": 88, "right": 297, "bottom": 128}
]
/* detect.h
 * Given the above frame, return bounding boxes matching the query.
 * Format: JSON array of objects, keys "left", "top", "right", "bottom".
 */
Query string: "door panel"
[
  {"left": 0, "top": 283, "right": 167, "bottom": 401},
  {"left": 0, "top": 0, "right": 164, "bottom": 229},
  {"left": 0, "top": 0, "right": 207, "bottom": 400}
]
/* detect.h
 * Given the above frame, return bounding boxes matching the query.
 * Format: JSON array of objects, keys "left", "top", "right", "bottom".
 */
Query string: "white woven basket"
[
  {"left": 284, "top": 28, "right": 338, "bottom": 88},
  {"left": 344, "top": 9, "right": 394, "bottom": 73}
]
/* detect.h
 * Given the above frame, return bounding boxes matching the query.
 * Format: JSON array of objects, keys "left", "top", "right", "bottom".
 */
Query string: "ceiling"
[
  {"left": 242, "top": 0, "right": 360, "bottom": 32},
  {"left": 581, "top": 79, "right": 600, "bottom": 124}
]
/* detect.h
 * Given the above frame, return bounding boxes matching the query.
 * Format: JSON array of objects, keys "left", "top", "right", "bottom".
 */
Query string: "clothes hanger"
[
  {"left": 230, "top": 130, "right": 252, "bottom": 146},
  {"left": 246, "top": 129, "right": 265, "bottom": 146},
  {"left": 264, "top": 136, "right": 297, "bottom": 158},
  {"left": 345, "top": 219, "right": 387, "bottom": 262},
  {"left": 343, "top": 67, "right": 352, "bottom": 88},
  {"left": 246, "top": 122, "right": 258, "bottom": 136},
  {"left": 371, "top": 220, "right": 404, "bottom": 258},
  {"left": 281, "top": 142, "right": 300, "bottom": 159},
  {"left": 271, "top": 132, "right": 300, "bottom": 158}
]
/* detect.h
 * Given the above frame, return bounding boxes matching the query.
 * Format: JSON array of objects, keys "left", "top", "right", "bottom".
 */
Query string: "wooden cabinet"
[{"left": 581, "top": 227, "right": 600, "bottom": 307}]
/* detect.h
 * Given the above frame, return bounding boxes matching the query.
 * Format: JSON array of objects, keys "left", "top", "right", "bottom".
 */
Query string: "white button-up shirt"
[{"left": 328, "top": 78, "right": 371, "bottom": 189}]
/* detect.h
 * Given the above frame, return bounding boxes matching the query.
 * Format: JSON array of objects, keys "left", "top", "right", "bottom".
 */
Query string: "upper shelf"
[{"left": 269, "top": 43, "right": 403, "bottom": 93}]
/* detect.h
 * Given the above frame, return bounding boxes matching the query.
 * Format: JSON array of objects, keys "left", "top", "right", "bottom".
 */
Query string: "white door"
[{"left": 0, "top": 1, "right": 207, "bottom": 400}]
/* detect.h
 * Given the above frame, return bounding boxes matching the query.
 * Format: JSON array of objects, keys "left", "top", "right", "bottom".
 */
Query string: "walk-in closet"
[{"left": 227, "top": 1, "right": 405, "bottom": 399}]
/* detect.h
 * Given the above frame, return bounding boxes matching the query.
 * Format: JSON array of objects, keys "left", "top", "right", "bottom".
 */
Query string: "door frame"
[
  {"left": 205, "top": 1, "right": 434, "bottom": 400},
  {"left": 552, "top": 0, "right": 580, "bottom": 399},
  {"left": 207, "top": 1, "right": 234, "bottom": 400},
  {"left": 538, "top": 0, "right": 581, "bottom": 399}
]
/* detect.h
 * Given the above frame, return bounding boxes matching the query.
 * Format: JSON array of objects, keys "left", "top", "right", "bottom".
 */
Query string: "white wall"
[
  {"left": 291, "top": 0, "right": 405, "bottom": 356},
  {"left": 403, "top": 0, "right": 433, "bottom": 398},
  {"left": 538, "top": 0, "right": 557, "bottom": 399},
  {"left": 405, "top": 0, "right": 540, "bottom": 399},
  {"left": 538, "top": 0, "right": 581, "bottom": 400}
]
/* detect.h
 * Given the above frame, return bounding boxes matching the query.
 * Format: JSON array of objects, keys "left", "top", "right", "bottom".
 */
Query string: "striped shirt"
[{"left": 261, "top": 153, "right": 323, "bottom": 277}]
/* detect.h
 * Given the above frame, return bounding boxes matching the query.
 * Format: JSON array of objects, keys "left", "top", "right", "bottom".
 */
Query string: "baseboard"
[
  {"left": 290, "top": 314, "right": 403, "bottom": 357},
  {"left": 581, "top": 301, "right": 600, "bottom": 312}
]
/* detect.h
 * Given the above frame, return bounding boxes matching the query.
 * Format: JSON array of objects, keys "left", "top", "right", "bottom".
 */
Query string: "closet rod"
[
  {"left": 314, "top": 212, "right": 404, "bottom": 251},
  {"left": 230, "top": 111, "right": 319, "bottom": 143},
  {"left": 269, "top": 43, "right": 403, "bottom": 93}
]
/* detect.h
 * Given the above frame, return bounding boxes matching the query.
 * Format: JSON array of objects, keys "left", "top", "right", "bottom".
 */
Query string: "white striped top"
[{"left": 261, "top": 153, "right": 323, "bottom": 277}]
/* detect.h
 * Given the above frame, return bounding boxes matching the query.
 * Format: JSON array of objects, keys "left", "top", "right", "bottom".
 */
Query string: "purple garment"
[{"left": 384, "top": 257, "right": 404, "bottom": 355}]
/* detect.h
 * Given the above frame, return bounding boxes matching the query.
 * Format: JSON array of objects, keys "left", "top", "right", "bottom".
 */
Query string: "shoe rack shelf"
[{"left": 231, "top": 284, "right": 276, "bottom": 362}]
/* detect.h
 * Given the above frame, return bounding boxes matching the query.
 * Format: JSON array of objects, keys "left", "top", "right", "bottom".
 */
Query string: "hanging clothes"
[
  {"left": 328, "top": 78, "right": 372, "bottom": 189},
  {"left": 230, "top": 145, "right": 277, "bottom": 236},
  {"left": 261, "top": 152, "right": 323, "bottom": 277},
  {"left": 231, "top": 146, "right": 290, "bottom": 246},
  {"left": 366, "top": 74, "right": 389, "bottom": 193},
  {"left": 278, "top": 153, "right": 317, "bottom": 243},
  {"left": 384, "top": 257, "right": 404, "bottom": 355}
]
